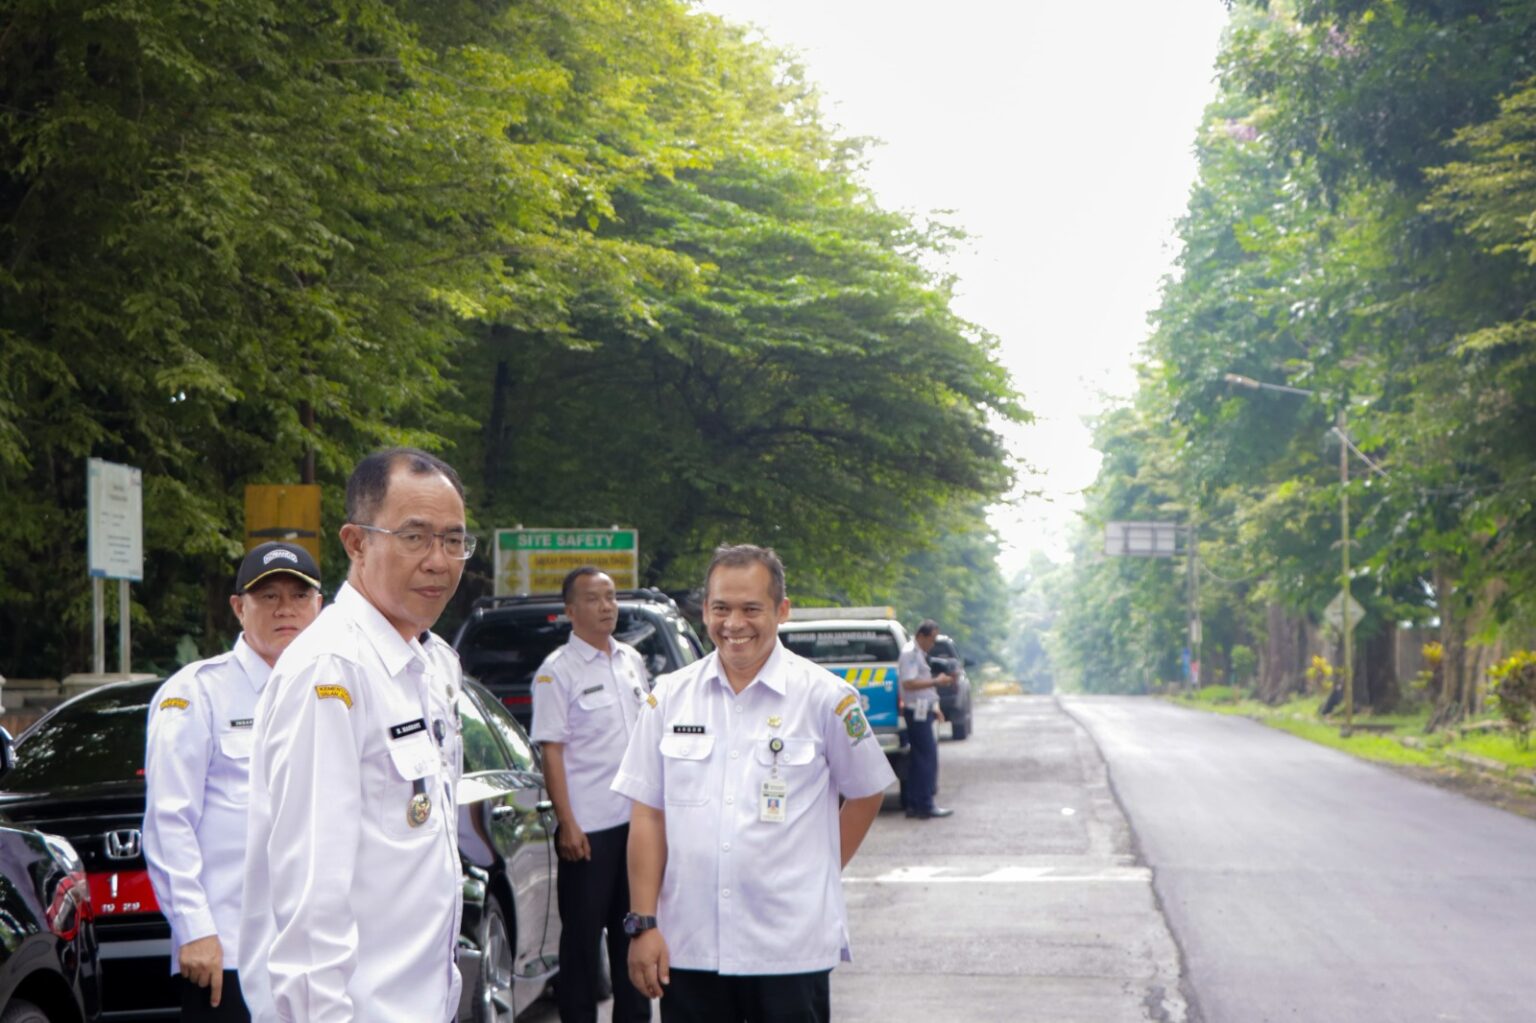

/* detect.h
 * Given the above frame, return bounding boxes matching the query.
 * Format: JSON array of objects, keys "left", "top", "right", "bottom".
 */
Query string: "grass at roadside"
[{"left": 1170, "top": 686, "right": 1536, "bottom": 776}]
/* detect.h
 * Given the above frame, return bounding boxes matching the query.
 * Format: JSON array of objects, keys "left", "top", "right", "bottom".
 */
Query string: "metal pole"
[
  {"left": 1339, "top": 408, "right": 1353, "bottom": 737},
  {"left": 1188, "top": 522, "right": 1201, "bottom": 689},
  {"left": 92, "top": 577, "right": 105, "bottom": 675},
  {"left": 118, "top": 578, "right": 131, "bottom": 676}
]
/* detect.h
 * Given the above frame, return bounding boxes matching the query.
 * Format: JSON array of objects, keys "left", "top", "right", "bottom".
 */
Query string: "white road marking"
[{"left": 845, "top": 865, "right": 1150, "bottom": 884}]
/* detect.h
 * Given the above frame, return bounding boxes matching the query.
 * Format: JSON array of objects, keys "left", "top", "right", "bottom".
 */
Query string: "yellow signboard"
[{"left": 245, "top": 484, "right": 323, "bottom": 566}]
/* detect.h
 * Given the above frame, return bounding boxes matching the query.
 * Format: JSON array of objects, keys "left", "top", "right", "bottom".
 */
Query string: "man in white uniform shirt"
[
  {"left": 896, "top": 619, "right": 954, "bottom": 820},
  {"left": 239, "top": 448, "right": 471, "bottom": 1023},
  {"left": 615, "top": 544, "right": 895, "bottom": 1022},
  {"left": 145, "top": 541, "right": 323, "bottom": 1021},
  {"left": 531, "top": 567, "right": 654, "bottom": 1023}
]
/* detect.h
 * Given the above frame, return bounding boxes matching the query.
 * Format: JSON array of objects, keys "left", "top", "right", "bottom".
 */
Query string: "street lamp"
[{"left": 1222, "top": 372, "right": 1366, "bottom": 737}]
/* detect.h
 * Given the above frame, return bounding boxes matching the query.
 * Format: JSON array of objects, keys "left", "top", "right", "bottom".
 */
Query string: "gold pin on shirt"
[
  {"left": 767, "top": 715, "right": 782, "bottom": 729},
  {"left": 408, "top": 782, "right": 432, "bottom": 827}
]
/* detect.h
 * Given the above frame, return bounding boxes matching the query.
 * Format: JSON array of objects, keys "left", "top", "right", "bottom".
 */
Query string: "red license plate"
[{"left": 88, "top": 869, "right": 161, "bottom": 916}]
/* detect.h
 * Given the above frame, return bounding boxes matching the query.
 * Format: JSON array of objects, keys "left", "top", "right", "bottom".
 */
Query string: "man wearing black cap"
[{"left": 144, "top": 542, "right": 323, "bottom": 1022}]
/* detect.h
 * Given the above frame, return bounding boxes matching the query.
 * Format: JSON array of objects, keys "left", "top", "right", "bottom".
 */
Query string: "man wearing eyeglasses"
[
  {"left": 240, "top": 447, "right": 473, "bottom": 1023},
  {"left": 144, "top": 541, "right": 323, "bottom": 1022}
]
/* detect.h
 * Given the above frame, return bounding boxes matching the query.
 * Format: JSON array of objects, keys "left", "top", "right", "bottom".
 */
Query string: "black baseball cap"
[{"left": 235, "top": 541, "right": 321, "bottom": 594}]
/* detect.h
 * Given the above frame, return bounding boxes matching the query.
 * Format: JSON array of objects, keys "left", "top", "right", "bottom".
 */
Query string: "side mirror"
[
  {"left": 964, "top": 657, "right": 977, "bottom": 669},
  {"left": 0, "top": 727, "right": 15, "bottom": 777}
]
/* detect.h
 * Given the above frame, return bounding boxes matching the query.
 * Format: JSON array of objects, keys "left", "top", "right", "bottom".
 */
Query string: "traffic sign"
[
  {"left": 495, "top": 528, "right": 639, "bottom": 596},
  {"left": 1323, "top": 592, "right": 1365, "bottom": 631}
]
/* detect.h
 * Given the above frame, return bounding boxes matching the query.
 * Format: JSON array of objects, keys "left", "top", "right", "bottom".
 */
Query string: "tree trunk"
[
  {"left": 1428, "top": 562, "right": 1467, "bottom": 731},
  {"left": 1259, "top": 602, "right": 1305, "bottom": 704},
  {"left": 483, "top": 357, "right": 512, "bottom": 507},
  {"left": 1362, "top": 627, "right": 1399, "bottom": 713}
]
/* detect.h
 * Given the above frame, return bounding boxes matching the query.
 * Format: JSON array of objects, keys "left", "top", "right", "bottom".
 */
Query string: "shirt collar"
[
  {"left": 335, "top": 582, "right": 425, "bottom": 678},
  {"left": 704, "top": 642, "right": 788, "bottom": 695},
  {"left": 568, "top": 632, "right": 615, "bottom": 661},
  {"left": 232, "top": 635, "right": 273, "bottom": 692}
]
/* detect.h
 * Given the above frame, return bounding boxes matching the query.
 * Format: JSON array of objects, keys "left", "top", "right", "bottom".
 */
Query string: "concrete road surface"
[
  {"left": 836, "top": 695, "right": 1187, "bottom": 1022},
  {"left": 1064, "top": 695, "right": 1536, "bottom": 1023}
]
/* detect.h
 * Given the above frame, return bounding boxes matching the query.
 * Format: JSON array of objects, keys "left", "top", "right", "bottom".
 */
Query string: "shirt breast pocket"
[
  {"left": 752, "top": 737, "right": 820, "bottom": 796},
  {"left": 659, "top": 733, "right": 716, "bottom": 807},
  {"left": 576, "top": 687, "right": 617, "bottom": 713},
  {"left": 373, "top": 733, "right": 443, "bottom": 840},
  {"left": 218, "top": 729, "right": 254, "bottom": 762}
]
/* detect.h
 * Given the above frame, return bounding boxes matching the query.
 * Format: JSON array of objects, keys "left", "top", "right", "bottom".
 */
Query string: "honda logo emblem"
[{"left": 104, "top": 830, "right": 141, "bottom": 860}]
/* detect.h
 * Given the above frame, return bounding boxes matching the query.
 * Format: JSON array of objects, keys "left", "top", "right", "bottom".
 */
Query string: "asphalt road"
[
  {"left": 526, "top": 693, "right": 1187, "bottom": 1022},
  {"left": 836, "top": 695, "right": 1186, "bottom": 1022},
  {"left": 1064, "top": 695, "right": 1536, "bottom": 1023}
]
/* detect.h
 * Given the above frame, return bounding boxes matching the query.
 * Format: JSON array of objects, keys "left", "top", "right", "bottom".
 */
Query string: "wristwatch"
[{"left": 623, "top": 912, "right": 657, "bottom": 937}]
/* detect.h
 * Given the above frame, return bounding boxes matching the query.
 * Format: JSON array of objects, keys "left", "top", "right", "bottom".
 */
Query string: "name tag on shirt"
[
  {"left": 673, "top": 724, "right": 706, "bottom": 734},
  {"left": 229, "top": 718, "right": 254, "bottom": 729},
  {"left": 760, "top": 779, "right": 787, "bottom": 823},
  {"left": 582, "top": 685, "right": 604, "bottom": 696},
  {"left": 390, "top": 718, "right": 428, "bottom": 740}
]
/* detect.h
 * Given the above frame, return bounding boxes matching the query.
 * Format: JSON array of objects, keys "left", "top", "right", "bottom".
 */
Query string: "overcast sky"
[{"left": 699, "top": 0, "right": 1231, "bottom": 575}]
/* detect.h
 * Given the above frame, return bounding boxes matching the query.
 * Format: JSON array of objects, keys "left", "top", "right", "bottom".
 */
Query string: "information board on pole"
[
  {"left": 1103, "top": 521, "right": 1187, "bottom": 558},
  {"left": 495, "top": 528, "right": 639, "bottom": 596},
  {"left": 87, "top": 458, "right": 143, "bottom": 581}
]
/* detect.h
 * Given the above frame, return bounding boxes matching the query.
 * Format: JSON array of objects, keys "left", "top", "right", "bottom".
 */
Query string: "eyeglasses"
[{"left": 356, "top": 524, "right": 477, "bottom": 560}]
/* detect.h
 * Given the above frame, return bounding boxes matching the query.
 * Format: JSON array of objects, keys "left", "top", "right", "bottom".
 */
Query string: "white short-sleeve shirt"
[
  {"left": 529, "top": 634, "right": 648, "bottom": 833},
  {"left": 143, "top": 636, "right": 269, "bottom": 969},
  {"left": 612, "top": 644, "right": 895, "bottom": 975},
  {"left": 897, "top": 639, "right": 936, "bottom": 719}
]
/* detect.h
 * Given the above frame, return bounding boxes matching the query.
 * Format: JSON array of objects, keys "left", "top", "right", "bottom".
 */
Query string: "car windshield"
[
  {"left": 7, "top": 683, "right": 157, "bottom": 791},
  {"left": 780, "top": 629, "right": 901, "bottom": 663},
  {"left": 457, "top": 609, "right": 572, "bottom": 688},
  {"left": 460, "top": 605, "right": 686, "bottom": 685}
]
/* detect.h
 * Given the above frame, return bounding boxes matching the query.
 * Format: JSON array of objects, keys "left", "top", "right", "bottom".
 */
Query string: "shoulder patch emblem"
[
  {"left": 834, "top": 694, "right": 856, "bottom": 717},
  {"left": 159, "top": 697, "right": 189, "bottom": 711},
  {"left": 843, "top": 707, "right": 869, "bottom": 742},
  {"left": 536, "top": 675, "right": 554, "bottom": 684},
  {"left": 315, "top": 684, "right": 353, "bottom": 709}
]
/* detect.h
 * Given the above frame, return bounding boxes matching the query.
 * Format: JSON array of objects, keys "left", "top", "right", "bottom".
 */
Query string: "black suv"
[
  {"left": 928, "top": 635, "right": 975, "bottom": 741},
  {"left": 452, "top": 589, "right": 707, "bottom": 728}
]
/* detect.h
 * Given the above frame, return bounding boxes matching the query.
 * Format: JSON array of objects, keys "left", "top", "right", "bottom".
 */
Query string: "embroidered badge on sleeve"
[
  {"left": 842, "top": 707, "right": 869, "bottom": 744},
  {"left": 159, "top": 697, "right": 190, "bottom": 711},
  {"left": 315, "top": 684, "right": 354, "bottom": 709}
]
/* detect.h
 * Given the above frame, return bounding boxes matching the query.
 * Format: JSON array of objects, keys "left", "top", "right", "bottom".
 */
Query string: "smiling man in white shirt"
[
  {"left": 615, "top": 544, "right": 895, "bottom": 1022},
  {"left": 239, "top": 448, "right": 471, "bottom": 1023},
  {"left": 531, "top": 567, "right": 654, "bottom": 1023},
  {"left": 144, "top": 541, "right": 323, "bottom": 1021}
]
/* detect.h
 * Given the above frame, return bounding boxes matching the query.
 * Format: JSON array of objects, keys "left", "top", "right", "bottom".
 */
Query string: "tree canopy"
[
  {"left": 0, "top": 0, "right": 1022, "bottom": 678},
  {"left": 1052, "top": 0, "right": 1536, "bottom": 710}
]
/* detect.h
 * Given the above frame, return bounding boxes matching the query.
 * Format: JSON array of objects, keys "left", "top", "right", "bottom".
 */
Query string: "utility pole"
[
  {"left": 1187, "top": 520, "right": 1201, "bottom": 689},
  {"left": 1338, "top": 407, "right": 1353, "bottom": 737}
]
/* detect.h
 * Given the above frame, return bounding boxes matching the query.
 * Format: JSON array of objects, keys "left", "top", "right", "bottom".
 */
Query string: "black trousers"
[
  {"left": 557, "top": 822, "right": 652, "bottom": 1023},
  {"left": 661, "top": 969, "right": 830, "bottom": 1023},
  {"left": 177, "top": 970, "right": 250, "bottom": 1022}
]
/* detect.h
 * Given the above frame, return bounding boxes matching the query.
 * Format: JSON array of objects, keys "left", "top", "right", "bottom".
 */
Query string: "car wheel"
[
  {"left": 476, "top": 898, "right": 516, "bottom": 1023},
  {"left": 951, "top": 709, "right": 970, "bottom": 741},
  {"left": 0, "top": 1001, "right": 50, "bottom": 1023}
]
